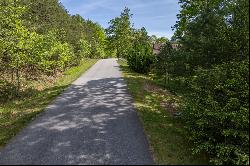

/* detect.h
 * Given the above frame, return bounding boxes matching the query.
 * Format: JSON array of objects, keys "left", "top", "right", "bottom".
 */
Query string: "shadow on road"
[{"left": 0, "top": 77, "right": 153, "bottom": 165}]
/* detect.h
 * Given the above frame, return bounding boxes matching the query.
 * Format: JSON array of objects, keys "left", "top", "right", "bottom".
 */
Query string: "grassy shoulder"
[
  {"left": 0, "top": 59, "right": 98, "bottom": 148},
  {"left": 117, "top": 59, "right": 208, "bottom": 165}
]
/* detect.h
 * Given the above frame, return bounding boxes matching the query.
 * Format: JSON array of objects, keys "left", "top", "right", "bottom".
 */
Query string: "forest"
[
  {"left": 0, "top": 0, "right": 249, "bottom": 165},
  {"left": 0, "top": 0, "right": 107, "bottom": 99}
]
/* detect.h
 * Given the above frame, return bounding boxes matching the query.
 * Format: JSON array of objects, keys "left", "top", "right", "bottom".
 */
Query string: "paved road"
[{"left": 0, "top": 58, "right": 153, "bottom": 165}]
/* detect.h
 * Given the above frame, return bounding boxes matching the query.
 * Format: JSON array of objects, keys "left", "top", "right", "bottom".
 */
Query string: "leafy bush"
[
  {"left": 127, "top": 42, "right": 153, "bottom": 73},
  {"left": 126, "top": 28, "right": 153, "bottom": 74},
  {"left": 76, "top": 39, "right": 91, "bottom": 59},
  {"left": 90, "top": 41, "right": 106, "bottom": 59},
  {"left": 182, "top": 60, "right": 249, "bottom": 165},
  {"left": 0, "top": 80, "right": 17, "bottom": 101}
]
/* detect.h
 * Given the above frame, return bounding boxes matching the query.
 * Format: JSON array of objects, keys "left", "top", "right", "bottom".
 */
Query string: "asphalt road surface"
[{"left": 0, "top": 58, "right": 153, "bottom": 165}]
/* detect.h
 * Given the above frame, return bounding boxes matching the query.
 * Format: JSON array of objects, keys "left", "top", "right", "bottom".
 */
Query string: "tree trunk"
[
  {"left": 16, "top": 58, "right": 20, "bottom": 96},
  {"left": 16, "top": 67, "right": 20, "bottom": 96},
  {"left": 165, "top": 67, "right": 167, "bottom": 89},
  {"left": 11, "top": 68, "right": 14, "bottom": 83}
]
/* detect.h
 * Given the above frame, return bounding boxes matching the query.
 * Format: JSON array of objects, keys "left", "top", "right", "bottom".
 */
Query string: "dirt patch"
[
  {"left": 144, "top": 81, "right": 181, "bottom": 117},
  {"left": 144, "top": 81, "right": 171, "bottom": 96},
  {"left": 160, "top": 102, "right": 180, "bottom": 116}
]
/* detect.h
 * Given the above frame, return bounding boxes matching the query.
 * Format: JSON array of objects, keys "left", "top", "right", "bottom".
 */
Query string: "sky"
[{"left": 59, "top": 0, "right": 180, "bottom": 39}]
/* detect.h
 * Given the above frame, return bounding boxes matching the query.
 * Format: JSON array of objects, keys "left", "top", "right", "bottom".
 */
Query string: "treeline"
[
  {"left": 106, "top": 7, "right": 155, "bottom": 73},
  {"left": 0, "top": 0, "right": 107, "bottom": 97},
  {"left": 158, "top": 0, "right": 249, "bottom": 165},
  {"left": 107, "top": 0, "right": 249, "bottom": 164}
]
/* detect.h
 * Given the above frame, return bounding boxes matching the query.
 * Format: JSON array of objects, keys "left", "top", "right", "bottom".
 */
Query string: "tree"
[
  {"left": 156, "top": 37, "right": 168, "bottom": 44},
  {"left": 0, "top": 0, "right": 107, "bottom": 97},
  {"left": 173, "top": 0, "right": 249, "bottom": 69},
  {"left": 19, "top": 0, "right": 108, "bottom": 60},
  {"left": 149, "top": 35, "right": 157, "bottom": 44},
  {"left": 154, "top": 42, "right": 173, "bottom": 88},
  {"left": 106, "top": 7, "right": 133, "bottom": 59},
  {"left": 85, "top": 21, "right": 106, "bottom": 58},
  {"left": 170, "top": 0, "right": 249, "bottom": 164},
  {"left": 127, "top": 27, "right": 153, "bottom": 73}
]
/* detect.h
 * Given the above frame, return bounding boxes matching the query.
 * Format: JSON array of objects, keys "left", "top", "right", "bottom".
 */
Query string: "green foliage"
[
  {"left": 183, "top": 61, "right": 249, "bottom": 165},
  {"left": 118, "top": 59, "right": 209, "bottom": 165},
  {"left": 154, "top": 43, "right": 192, "bottom": 91},
  {"left": 154, "top": 43, "right": 172, "bottom": 74},
  {"left": 0, "top": 80, "right": 17, "bottom": 102},
  {"left": 127, "top": 28, "right": 154, "bottom": 73},
  {"left": 152, "top": 0, "right": 250, "bottom": 164},
  {"left": 156, "top": 37, "right": 168, "bottom": 44},
  {"left": 0, "top": 59, "right": 97, "bottom": 147},
  {"left": 75, "top": 39, "right": 91, "bottom": 59},
  {"left": 153, "top": 42, "right": 172, "bottom": 87},
  {"left": 0, "top": 0, "right": 106, "bottom": 96},
  {"left": 106, "top": 7, "right": 133, "bottom": 58},
  {"left": 149, "top": 35, "right": 157, "bottom": 44},
  {"left": 85, "top": 21, "right": 106, "bottom": 58},
  {"left": 17, "top": 0, "right": 107, "bottom": 59},
  {"left": 127, "top": 44, "right": 153, "bottom": 74},
  {"left": 149, "top": 35, "right": 169, "bottom": 44},
  {"left": 173, "top": 0, "right": 249, "bottom": 69}
]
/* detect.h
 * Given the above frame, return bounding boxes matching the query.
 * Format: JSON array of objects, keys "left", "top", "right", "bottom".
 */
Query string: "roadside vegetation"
[
  {"left": 0, "top": 59, "right": 97, "bottom": 148},
  {"left": 0, "top": 0, "right": 103, "bottom": 147},
  {"left": 0, "top": 0, "right": 109, "bottom": 100},
  {"left": 118, "top": 59, "right": 208, "bottom": 165},
  {"left": 0, "top": 0, "right": 248, "bottom": 165},
  {"left": 108, "top": 0, "right": 249, "bottom": 165}
]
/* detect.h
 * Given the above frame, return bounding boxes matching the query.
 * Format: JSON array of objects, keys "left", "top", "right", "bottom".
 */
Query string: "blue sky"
[{"left": 59, "top": 0, "right": 180, "bottom": 39}]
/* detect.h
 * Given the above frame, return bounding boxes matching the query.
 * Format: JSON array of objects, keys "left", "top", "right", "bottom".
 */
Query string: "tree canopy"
[
  {"left": 0, "top": 0, "right": 108, "bottom": 96},
  {"left": 106, "top": 7, "right": 133, "bottom": 59}
]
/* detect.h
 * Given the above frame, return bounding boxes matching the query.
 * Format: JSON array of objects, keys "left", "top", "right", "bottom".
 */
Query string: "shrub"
[
  {"left": 0, "top": 80, "right": 17, "bottom": 101},
  {"left": 127, "top": 42, "right": 153, "bottom": 74},
  {"left": 76, "top": 39, "right": 91, "bottom": 59},
  {"left": 182, "top": 60, "right": 249, "bottom": 165}
]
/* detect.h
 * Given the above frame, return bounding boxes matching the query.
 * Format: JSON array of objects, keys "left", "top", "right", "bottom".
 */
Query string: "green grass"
[
  {"left": 0, "top": 59, "right": 98, "bottom": 148},
  {"left": 117, "top": 59, "right": 208, "bottom": 165}
]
